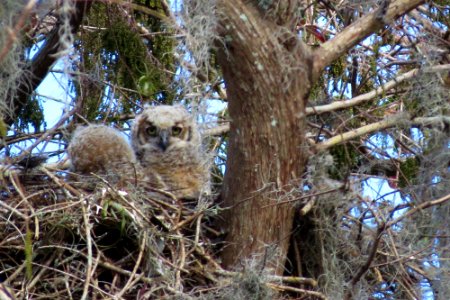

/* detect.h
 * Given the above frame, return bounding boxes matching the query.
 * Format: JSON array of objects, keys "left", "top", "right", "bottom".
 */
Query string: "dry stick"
[
  {"left": 194, "top": 213, "right": 202, "bottom": 247},
  {"left": 307, "top": 64, "right": 450, "bottom": 116},
  {"left": 386, "top": 233, "right": 419, "bottom": 300},
  {"left": 315, "top": 115, "right": 450, "bottom": 152},
  {"left": 202, "top": 123, "right": 230, "bottom": 137},
  {"left": 385, "top": 228, "right": 418, "bottom": 300},
  {"left": 0, "top": 0, "right": 38, "bottom": 63},
  {"left": 171, "top": 210, "right": 204, "bottom": 232},
  {"left": 267, "top": 283, "right": 328, "bottom": 300},
  {"left": 31, "top": 262, "right": 115, "bottom": 298},
  {"left": 80, "top": 201, "right": 92, "bottom": 300},
  {"left": 210, "top": 262, "right": 318, "bottom": 287},
  {"left": 39, "top": 166, "right": 81, "bottom": 197},
  {"left": 386, "top": 193, "right": 450, "bottom": 229},
  {"left": 14, "top": 108, "right": 77, "bottom": 164},
  {"left": 344, "top": 224, "right": 386, "bottom": 300},
  {"left": 30, "top": 198, "right": 85, "bottom": 218},
  {"left": 27, "top": 252, "right": 58, "bottom": 289},
  {"left": 0, "top": 197, "right": 28, "bottom": 221},
  {"left": 90, "top": 252, "right": 102, "bottom": 299},
  {"left": 115, "top": 234, "right": 147, "bottom": 298},
  {"left": 313, "top": 0, "right": 425, "bottom": 76},
  {"left": 2, "top": 260, "right": 25, "bottom": 285},
  {"left": 373, "top": 241, "right": 433, "bottom": 268},
  {"left": 8, "top": 173, "right": 40, "bottom": 241},
  {"left": 175, "top": 231, "right": 186, "bottom": 291},
  {"left": 43, "top": 244, "right": 158, "bottom": 286}
]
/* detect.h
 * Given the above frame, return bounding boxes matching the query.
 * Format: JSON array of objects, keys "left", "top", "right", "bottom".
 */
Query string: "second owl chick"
[
  {"left": 132, "top": 105, "right": 210, "bottom": 199},
  {"left": 68, "top": 125, "right": 137, "bottom": 181}
]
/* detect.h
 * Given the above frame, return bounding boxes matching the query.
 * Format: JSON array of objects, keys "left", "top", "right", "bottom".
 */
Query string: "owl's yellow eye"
[
  {"left": 172, "top": 126, "right": 183, "bottom": 137},
  {"left": 146, "top": 125, "right": 158, "bottom": 136}
]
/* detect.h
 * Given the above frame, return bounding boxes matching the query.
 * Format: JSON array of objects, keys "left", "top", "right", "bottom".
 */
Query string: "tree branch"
[
  {"left": 315, "top": 115, "right": 450, "bottom": 152},
  {"left": 312, "top": 0, "right": 425, "bottom": 78},
  {"left": 386, "top": 193, "right": 450, "bottom": 230},
  {"left": 307, "top": 64, "right": 450, "bottom": 116},
  {"left": 0, "top": 0, "right": 39, "bottom": 63},
  {"left": 5, "top": 0, "right": 92, "bottom": 126}
]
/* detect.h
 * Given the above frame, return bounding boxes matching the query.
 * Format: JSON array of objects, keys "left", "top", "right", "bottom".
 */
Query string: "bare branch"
[
  {"left": 312, "top": 0, "right": 425, "bottom": 78},
  {"left": 315, "top": 115, "right": 450, "bottom": 152},
  {"left": 344, "top": 225, "right": 386, "bottom": 300},
  {"left": 307, "top": 64, "right": 450, "bottom": 116},
  {"left": 0, "top": 0, "right": 39, "bottom": 63},
  {"left": 5, "top": 0, "right": 91, "bottom": 125},
  {"left": 387, "top": 193, "right": 450, "bottom": 229},
  {"left": 202, "top": 123, "right": 230, "bottom": 137}
]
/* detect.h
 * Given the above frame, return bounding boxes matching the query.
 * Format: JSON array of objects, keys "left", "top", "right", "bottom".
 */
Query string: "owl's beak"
[{"left": 158, "top": 130, "right": 170, "bottom": 151}]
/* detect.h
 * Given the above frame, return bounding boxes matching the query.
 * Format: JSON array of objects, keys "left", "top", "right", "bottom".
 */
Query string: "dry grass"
[
  {"left": 0, "top": 164, "right": 320, "bottom": 299},
  {"left": 1, "top": 163, "right": 221, "bottom": 299}
]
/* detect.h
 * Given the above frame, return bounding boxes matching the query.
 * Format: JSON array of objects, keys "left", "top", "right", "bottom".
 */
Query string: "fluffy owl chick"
[
  {"left": 131, "top": 105, "right": 210, "bottom": 199},
  {"left": 68, "top": 125, "right": 137, "bottom": 179}
]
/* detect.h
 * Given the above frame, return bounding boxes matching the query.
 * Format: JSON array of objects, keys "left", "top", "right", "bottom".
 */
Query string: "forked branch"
[{"left": 312, "top": 0, "right": 425, "bottom": 79}]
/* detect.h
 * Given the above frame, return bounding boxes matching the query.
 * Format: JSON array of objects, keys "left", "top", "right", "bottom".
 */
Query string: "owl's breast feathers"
[{"left": 143, "top": 151, "right": 209, "bottom": 199}]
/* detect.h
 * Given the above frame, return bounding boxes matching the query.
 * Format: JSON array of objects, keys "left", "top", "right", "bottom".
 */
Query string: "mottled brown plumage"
[
  {"left": 68, "top": 125, "right": 137, "bottom": 180},
  {"left": 131, "top": 105, "right": 210, "bottom": 199},
  {"left": 67, "top": 106, "right": 210, "bottom": 199}
]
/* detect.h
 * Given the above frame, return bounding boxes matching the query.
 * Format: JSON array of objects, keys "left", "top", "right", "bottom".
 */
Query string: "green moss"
[
  {"left": 399, "top": 157, "right": 420, "bottom": 188},
  {"left": 16, "top": 95, "right": 45, "bottom": 132},
  {"left": 328, "top": 144, "right": 359, "bottom": 180},
  {"left": 74, "top": 1, "right": 177, "bottom": 121},
  {"left": 0, "top": 118, "right": 7, "bottom": 137}
]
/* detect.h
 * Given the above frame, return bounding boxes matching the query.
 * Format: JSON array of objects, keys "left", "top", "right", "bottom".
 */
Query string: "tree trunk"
[{"left": 216, "top": 0, "right": 313, "bottom": 274}]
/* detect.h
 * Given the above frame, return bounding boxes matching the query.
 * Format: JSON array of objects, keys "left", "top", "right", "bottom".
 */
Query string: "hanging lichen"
[{"left": 74, "top": 1, "right": 176, "bottom": 122}]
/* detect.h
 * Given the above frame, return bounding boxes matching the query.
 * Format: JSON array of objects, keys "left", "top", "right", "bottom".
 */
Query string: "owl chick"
[
  {"left": 68, "top": 125, "right": 137, "bottom": 181},
  {"left": 131, "top": 105, "right": 210, "bottom": 199}
]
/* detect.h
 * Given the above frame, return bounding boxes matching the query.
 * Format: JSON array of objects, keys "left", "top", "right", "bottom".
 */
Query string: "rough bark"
[{"left": 216, "top": 0, "right": 313, "bottom": 274}]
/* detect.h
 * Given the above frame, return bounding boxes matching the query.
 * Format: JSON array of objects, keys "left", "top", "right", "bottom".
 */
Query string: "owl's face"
[{"left": 132, "top": 105, "right": 200, "bottom": 155}]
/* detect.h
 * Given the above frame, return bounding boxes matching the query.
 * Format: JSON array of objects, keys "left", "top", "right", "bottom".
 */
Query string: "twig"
[
  {"left": 313, "top": 0, "right": 424, "bottom": 76},
  {"left": 307, "top": 65, "right": 450, "bottom": 116},
  {"left": 80, "top": 201, "right": 92, "bottom": 300},
  {"left": 202, "top": 123, "right": 230, "bottom": 137},
  {"left": 31, "top": 262, "right": 115, "bottom": 298},
  {"left": 171, "top": 210, "right": 205, "bottom": 232},
  {"left": 315, "top": 115, "right": 450, "bottom": 152},
  {"left": 39, "top": 166, "right": 81, "bottom": 197},
  {"left": 266, "top": 283, "right": 328, "bottom": 299},
  {"left": 344, "top": 224, "right": 386, "bottom": 300},
  {"left": 386, "top": 193, "right": 450, "bottom": 229},
  {"left": 115, "top": 234, "right": 147, "bottom": 298},
  {"left": 13, "top": 108, "right": 77, "bottom": 164},
  {"left": 0, "top": 0, "right": 39, "bottom": 63}
]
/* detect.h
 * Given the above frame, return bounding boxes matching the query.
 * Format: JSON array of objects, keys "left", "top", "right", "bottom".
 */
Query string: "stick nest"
[
  {"left": 0, "top": 163, "right": 231, "bottom": 299},
  {"left": 1, "top": 163, "right": 322, "bottom": 299}
]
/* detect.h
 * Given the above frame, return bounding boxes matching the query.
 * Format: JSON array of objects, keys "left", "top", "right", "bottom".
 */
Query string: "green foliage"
[
  {"left": 398, "top": 157, "right": 420, "bottom": 188},
  {"left": 16, "top": 95, "right": 45, "bottom": 132},
  {"left": 328, "top": 144, "right": 359, "bottom": 180},
  {"left": 101, "top": 20, "right": 150, "bottom": 88},
  {"left": 75, "top": 1, "right": 176, "bottom": 121}
]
